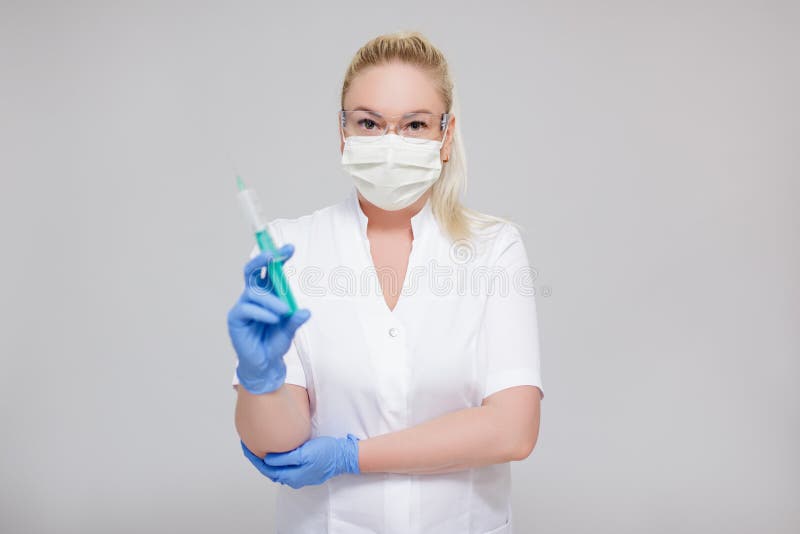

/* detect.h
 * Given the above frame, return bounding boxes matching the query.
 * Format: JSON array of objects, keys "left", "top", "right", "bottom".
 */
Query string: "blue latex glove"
[
  {"left": 227, "top": 243, "right": 311, "bottom": 394},
  {"left": 241, "top": 434, "right": 361, "bottom": 489}
]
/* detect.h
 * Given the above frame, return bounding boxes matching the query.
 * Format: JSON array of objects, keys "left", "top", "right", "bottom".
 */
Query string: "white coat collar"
[{"left": 348, "top": 186, "right": 435, "bottom": 242}]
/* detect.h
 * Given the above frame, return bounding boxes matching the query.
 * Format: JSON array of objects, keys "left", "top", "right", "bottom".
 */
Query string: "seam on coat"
[{"left": 468, "top": 466, "right": 475, "bottom": 533}]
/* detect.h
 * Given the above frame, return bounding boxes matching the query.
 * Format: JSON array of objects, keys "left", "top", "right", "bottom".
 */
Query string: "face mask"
[{"left": 340, "top": 133, "right": 444, "bottom": 211}]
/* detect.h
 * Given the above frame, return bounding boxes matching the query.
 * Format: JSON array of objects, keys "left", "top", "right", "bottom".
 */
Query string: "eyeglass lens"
[{"left": 341, "top": 110, "right": 446, "bottom": 140}]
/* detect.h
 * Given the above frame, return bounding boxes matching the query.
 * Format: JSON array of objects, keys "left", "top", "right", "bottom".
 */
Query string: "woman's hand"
[
  {"left": 227, "top": 243, "right": 311, "bottom": 395},
  {"left": 241, "top": 434, "right": 361, "bottom": 489}
]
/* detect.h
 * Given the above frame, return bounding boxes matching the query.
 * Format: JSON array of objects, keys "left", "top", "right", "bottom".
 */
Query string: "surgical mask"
[{"left": 340, "top": 133, "right": 444, "bottom": 211}]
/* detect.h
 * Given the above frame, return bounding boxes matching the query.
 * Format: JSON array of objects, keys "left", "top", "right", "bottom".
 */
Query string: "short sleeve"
[
  {"left": 481, "top": 224, "right": 544, "bottom": 400},
  {"left": 230, "top": 239, "right": 308, "bottom": 391},
  {"left": 231, "top": 340, "right": 307, "bottom": 389}
]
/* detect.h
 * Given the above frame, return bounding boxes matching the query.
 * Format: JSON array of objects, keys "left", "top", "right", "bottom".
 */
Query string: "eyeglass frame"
[{"left": 338, "top": 109, "right": 451, "bottom": 144}]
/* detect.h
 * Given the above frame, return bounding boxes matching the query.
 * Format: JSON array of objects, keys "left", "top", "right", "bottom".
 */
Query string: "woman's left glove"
[{"left": 241, "top": 434, "right": 361, "bottom": 489}]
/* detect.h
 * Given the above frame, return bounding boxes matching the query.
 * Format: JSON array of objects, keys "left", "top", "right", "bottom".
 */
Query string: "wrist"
[
  {"left": 237, "top": 360, "right": 286, "bottom": 394},
  {"left": 341, "top": 433, "right": 361, "bottom": 475}
]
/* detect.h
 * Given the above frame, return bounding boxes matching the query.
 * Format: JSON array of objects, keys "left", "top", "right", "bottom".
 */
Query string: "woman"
[{"left": 228, "top": 31, "right": 544, "bottom": 534}]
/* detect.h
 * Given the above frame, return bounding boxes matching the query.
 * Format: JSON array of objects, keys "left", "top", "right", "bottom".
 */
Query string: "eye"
[
  {"left": 407, "top": 120, "right": 428, "bottom": 131},
  {"left": 358, "top": 118, "right": 378, "bottom": 130}
]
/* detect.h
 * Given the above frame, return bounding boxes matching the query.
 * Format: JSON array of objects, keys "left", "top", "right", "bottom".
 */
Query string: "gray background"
[{"left": 1, "top": 1, "right": 797, "bottom": 533}]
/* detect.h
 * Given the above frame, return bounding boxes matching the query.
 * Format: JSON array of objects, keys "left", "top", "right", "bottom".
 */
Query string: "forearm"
[
  {"left": 357, "top": 404, "right": 525, "bottom": 475},
  {"left": 235, "top": 384, "right": 311, "bottom": 457}
]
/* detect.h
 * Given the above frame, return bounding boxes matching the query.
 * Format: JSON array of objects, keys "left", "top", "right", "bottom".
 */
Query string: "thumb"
[
  {"left": 283, "top": 308, "right": 311, "bottom": 336},
  {"left": 263, "top": 448, "right": 303, "bottom": 467},
  {"left": 273, "top": 243, "right": 295, "bottom": 264}
]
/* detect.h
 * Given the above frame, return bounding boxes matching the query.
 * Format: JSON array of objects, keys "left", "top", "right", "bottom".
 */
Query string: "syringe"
[{"left": 236, "top": 176, "right": 298, "bottom": 315}]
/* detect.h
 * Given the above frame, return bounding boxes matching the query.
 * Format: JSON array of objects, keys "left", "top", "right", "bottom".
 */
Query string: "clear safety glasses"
[{"left": 339, "top": 109, "right": 450, "bottom": 144}]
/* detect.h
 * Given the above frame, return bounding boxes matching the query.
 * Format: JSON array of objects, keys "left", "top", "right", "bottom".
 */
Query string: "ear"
[
  {"left": 440, "top": 114, "right": 456, "bottom": 162},
  {"left": 338, "top": 111, "right": 345, "bottom": 154}
]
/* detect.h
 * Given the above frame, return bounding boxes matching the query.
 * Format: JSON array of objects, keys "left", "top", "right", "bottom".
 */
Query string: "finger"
[
  {"left": 243, "top": 251, "right": 277, "bottom": 282},
  {"left": 250, "top": 459, "right": 279, "bottom": 481},
  {"left": 241, "top": 441, "right": 269, "bottom": 472},
  {"left": 273, "top": 243, "right": 295, "bottom": 264},
  {"left": 241, "top": 439, "right": 261, "bottom": 457},
  {"left": 241, "top": 442, "right": 280, "bottom": 480},
  {"left": 242, "top": 244, "right": 296, "bottom": 283},
  {"left": 241, "top": 440, "right": 263, "bottom": 462},
  {"left": 247, "top": 244, "right": 294, "bottom": 271},
  {"left": 228, "top": 301, "right": 281, "bottom": 325},
  {"left": 243, "top": 286, "right": 291, "bottom": 317},
  {"left": 258, "top": 463, "right": 300, "bottom": 484},
  {"left": 282, "top": 308, "right": 312, "bottom": 337},
  {"left": 263, "top": 448, "right": 303, "bottom": 466}
]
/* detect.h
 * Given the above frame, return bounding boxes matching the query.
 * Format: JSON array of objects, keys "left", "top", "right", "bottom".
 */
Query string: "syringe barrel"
[
  {"left": 237, "top": 189, "right": 267, "bottom": 233},
  {"left": 236, "top": 184, "right": 297, "bottom": 313}
]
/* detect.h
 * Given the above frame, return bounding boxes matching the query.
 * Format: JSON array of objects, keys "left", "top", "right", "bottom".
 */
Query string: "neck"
[{"left": 357, "top": 189, "right": 431, "bottom": 233}]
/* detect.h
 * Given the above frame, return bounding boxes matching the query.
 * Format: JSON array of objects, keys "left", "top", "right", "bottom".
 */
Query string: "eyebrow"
[{"left": 352, "top": 107, "right": 435, "bottom": 116}]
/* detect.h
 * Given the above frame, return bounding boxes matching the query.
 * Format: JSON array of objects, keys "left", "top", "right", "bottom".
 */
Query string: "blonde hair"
[{"left": 340, "top": 31, "right": 513, "bottom": 242}]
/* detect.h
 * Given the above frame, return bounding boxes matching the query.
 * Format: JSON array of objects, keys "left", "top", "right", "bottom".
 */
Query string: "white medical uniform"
[{"left": 233, "top": 186, "right": 544, "bottom": 533}]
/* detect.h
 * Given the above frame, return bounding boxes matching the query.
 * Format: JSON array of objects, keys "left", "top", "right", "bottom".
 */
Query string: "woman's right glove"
[{"left": 227, "top": 243, "right": 311, "bottom": 394}]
